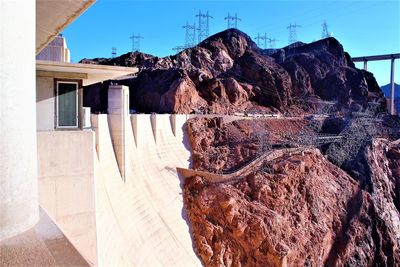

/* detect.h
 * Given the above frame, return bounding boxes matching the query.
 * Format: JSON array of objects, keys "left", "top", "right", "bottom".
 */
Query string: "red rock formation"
[
  {"left": 184, "top": 150, "right": 360, "bottom": 266},
  {"left": 184, "top": 118, "right": 400, "bottom": 266},
  {"left": 82, "top": 29, "right": 386, "bottom": 114},
  {"left": 186, "top": 117, "right": 307, "bottom": 172}
]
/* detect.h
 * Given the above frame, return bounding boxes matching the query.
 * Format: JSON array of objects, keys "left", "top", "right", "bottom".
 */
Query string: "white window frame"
[{"left": 56, "top": 81, "right": 79, "bottom": 129}]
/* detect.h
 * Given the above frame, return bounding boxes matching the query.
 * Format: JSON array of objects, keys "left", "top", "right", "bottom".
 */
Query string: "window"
[{"left": 56, "top": 81, "right": 78, "bottom": 128}]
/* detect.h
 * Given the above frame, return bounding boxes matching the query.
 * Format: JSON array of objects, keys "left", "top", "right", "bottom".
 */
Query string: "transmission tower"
[
  {"left": 225, "top": 13, "right": 241, "bottom": 29},
  {"left": 255, "top": 32, "right": 268, "bottom": 49},
  {"left": 287, "top": 23, "right": 301, "bottom": 44},
  {"left": 129, "top": 33, "right": 144, "bottom": 52},
  {"left": 321, "top": 20, "right": 330, "bottom": 39},
  {"left": 183, "top": 21, "right": 197, "bottom": 48},
  {"left": 111, "top": 47, "right": 116, "bottom": 58},
  {"left": 268, "top": 38, "right": 278, "bottom": 48},
  {"left": 172, "top": 46, "right": 186, "bottom": 53},
  {"left": 196, "top": 10, "right": 213, "bottom": 43}
]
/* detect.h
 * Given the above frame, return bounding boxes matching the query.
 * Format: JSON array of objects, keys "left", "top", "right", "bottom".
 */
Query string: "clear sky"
[{"left": 62, "top": 0, "right": 400, "bottom": 86}]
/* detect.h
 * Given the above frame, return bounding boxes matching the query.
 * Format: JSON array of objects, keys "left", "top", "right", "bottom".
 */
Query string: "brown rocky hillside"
[{"left": 81, "top": 29, "right": 386, "bottom": 115}]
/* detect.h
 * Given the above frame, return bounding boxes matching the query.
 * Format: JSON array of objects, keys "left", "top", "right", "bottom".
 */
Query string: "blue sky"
[{"left": 63, "top": 0, "right": 399, "bottom": 86}]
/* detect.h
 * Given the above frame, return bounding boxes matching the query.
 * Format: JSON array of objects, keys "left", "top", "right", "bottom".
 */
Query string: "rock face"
[
  {"left": 185, "top": 150, "right": 360, "bottom": 266},
  {"left": 184, "top": 118, "right": 400, "bottom": 266},
  {"left": 82, "top": 29, "right": 386, "bottom": 114},
  {"left": 186, "top": 117, "right": 307, "bottom": 172},
  {"left": 80, "top": 51, "right": 171, "bottom": 69}
]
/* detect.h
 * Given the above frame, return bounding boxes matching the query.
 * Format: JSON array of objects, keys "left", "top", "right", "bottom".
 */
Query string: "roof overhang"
[
  {"left": 36, "top": 0, "right": 96, "bottom": 54},
  {"left": 36, "top": 60, "right": 138, "bottom": 86}
]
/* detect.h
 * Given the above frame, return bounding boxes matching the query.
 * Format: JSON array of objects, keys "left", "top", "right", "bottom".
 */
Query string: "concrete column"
[
  {"left": 390, "top": 58, "right": 396, "bottom": 115},
  {"left": 363, "top": 60, "right": 368, "bottom": 71},
  {"left": 0, "top": 0, "right": 39, "bottom": 240},
  {"left": 107, "top": 85, "right": 129, "bottom": 182}
]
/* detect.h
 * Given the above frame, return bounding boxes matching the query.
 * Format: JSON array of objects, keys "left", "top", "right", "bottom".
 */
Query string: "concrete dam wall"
[
  {"left": 37, "top": 113, "right": 201, "bottom": 266},
  {"left": 93, "top": 113, "right": 200, "bottom": 266}
]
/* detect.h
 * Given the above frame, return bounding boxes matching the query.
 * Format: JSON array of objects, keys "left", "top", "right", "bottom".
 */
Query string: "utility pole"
[
  {"left": 111, "top": 47, "right": 116, "bottom": 58},
  {"left": 268, "top": 38, "right": 278, "bottom": 48},
  {"left": 172, "top": 21, "right": 196, "bottom": 53},
  {"left": 225, "top": 13, "right": 241, "bottom": 29},
  {"left": 255, "top": 32, "right": 268, "bottom": 49},
  {"left": 321, "top": 20, "right": 330, "bottom": 39},
  {"left": 183, "top": 21, "right": 197, "bottom": 48},
  {"left": 172, "top": 46, "right": 186, "bottom": 53},
  {"left": 287, "top": 23, "right": 301, "bottom": 44},
  {"left": 129, "top": 33, "right": 144, "bottom": 52},
  {"left": 196, "top": 10, "right": 213, "bottom": 43}
]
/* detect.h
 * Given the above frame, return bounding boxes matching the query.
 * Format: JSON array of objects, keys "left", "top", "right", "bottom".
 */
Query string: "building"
[
  {"left": 36, "top": 60, "right": 136, "bottom": 131},
  {"left": 36, "top": 34, "right": 71, "bottom": 62}
]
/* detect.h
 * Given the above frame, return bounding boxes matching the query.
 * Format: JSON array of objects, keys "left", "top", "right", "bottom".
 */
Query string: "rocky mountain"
[
  {"left": 80, "top": 51, "right": 172, "bottom": 70},
  {"left": 184, "top": 117, "right": 400, "bottom": 266},
  {"left": 80, "top": 29, "right": 399, "bottom": 266},
  {"left": 81, "top": 29, "right": 386, "bottom": 114}
]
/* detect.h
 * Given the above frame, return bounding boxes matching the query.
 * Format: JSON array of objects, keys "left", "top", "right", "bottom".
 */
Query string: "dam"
[
  {"left": 2, "top": 0, "right": 399, "bottom": 265},
  {"left": 32, "top": 83, "right": 295, "bottom": 266},
  {"left": 37, "top": 110, "right": 201, "bottom": 265}
]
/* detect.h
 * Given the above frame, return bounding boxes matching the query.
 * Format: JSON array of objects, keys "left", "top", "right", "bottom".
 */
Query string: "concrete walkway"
[{"left": 0, "top": 208, "right": 89, "bottom": 267}]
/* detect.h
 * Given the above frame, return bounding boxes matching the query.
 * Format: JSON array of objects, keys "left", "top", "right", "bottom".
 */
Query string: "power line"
[
  {"left": 172, "top": 21, "right": 197, "bottom": 52},
  {"left": 268, "top": 38, "right": 278, "bottom": 48},
  {"left": 255, "top": 32, "right": 268, "bottom": 49},
  {"left": 183, "top": 21, "right": 197, "bottom": 48},
  {"left": 321, "top": 20, "right": 330, "bottom": 38},
  {"left": 287, "top": 23, "right": 301, "bottom": 44},
  {"left": 261, "top": 1, "right": 366, "bottom": 41},
  {"left": 196, "top": 10, "right": 213, "bottom": 43},
  {"left": 129, "top": 33, "right": 144, "bottom": 52},
  {"left": 262, "top": 2, "right": 334, "bottom": 31},
  {"left": 172, "top": 46, "right": 187, "bottom": 53},
  {"left": 225, "top": 13, "right": 241, "bottom": 29}
]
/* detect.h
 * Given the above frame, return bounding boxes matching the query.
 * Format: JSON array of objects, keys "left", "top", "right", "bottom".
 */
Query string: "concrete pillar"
[
  {"left": 363, "top": 60, "right": 368, "bottom": 71},
  {"left": 0, "top": 0, "right": 39, "bottom": 240},
  {"left": 390, "top": 58, "right": 396, "bottom": 115},
  {"left": 107, "top": 85, "right": 129, "bottom": 182}
]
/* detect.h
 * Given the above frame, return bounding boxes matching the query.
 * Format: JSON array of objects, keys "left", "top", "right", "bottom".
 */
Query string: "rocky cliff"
[
  {"left": 81, "top": 29, "right": 386, "bottom": 114},
  {"left": 184, "top": 118, "right": 400, "bottom": 266}
]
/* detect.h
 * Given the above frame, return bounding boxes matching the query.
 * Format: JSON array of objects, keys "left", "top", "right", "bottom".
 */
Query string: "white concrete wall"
[
  {"left": 92, "top": 113, "right": 200, "bottom": 266},
  {"left": 0, "top": 0, "right": 39, "bottom": 241},
  {"left": 107, "top": 85, "right": 130, "bottom": 180},
  {"left": 36, "top": 111, "right": 200, "bottom": 266},
  {"left": 36, "top": 76, "right": 55, "bottom": 131},
  {"left": 37, "top": 131, "right": 97, "bottom": 265},
  {"left": 36, "top": 35, "right": 71, "bottom": 63}
]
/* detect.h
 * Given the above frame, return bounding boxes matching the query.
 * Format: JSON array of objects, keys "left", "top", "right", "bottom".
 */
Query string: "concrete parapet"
[{"left": 37, "top": 130, "right": 97, "bottom": 265}]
